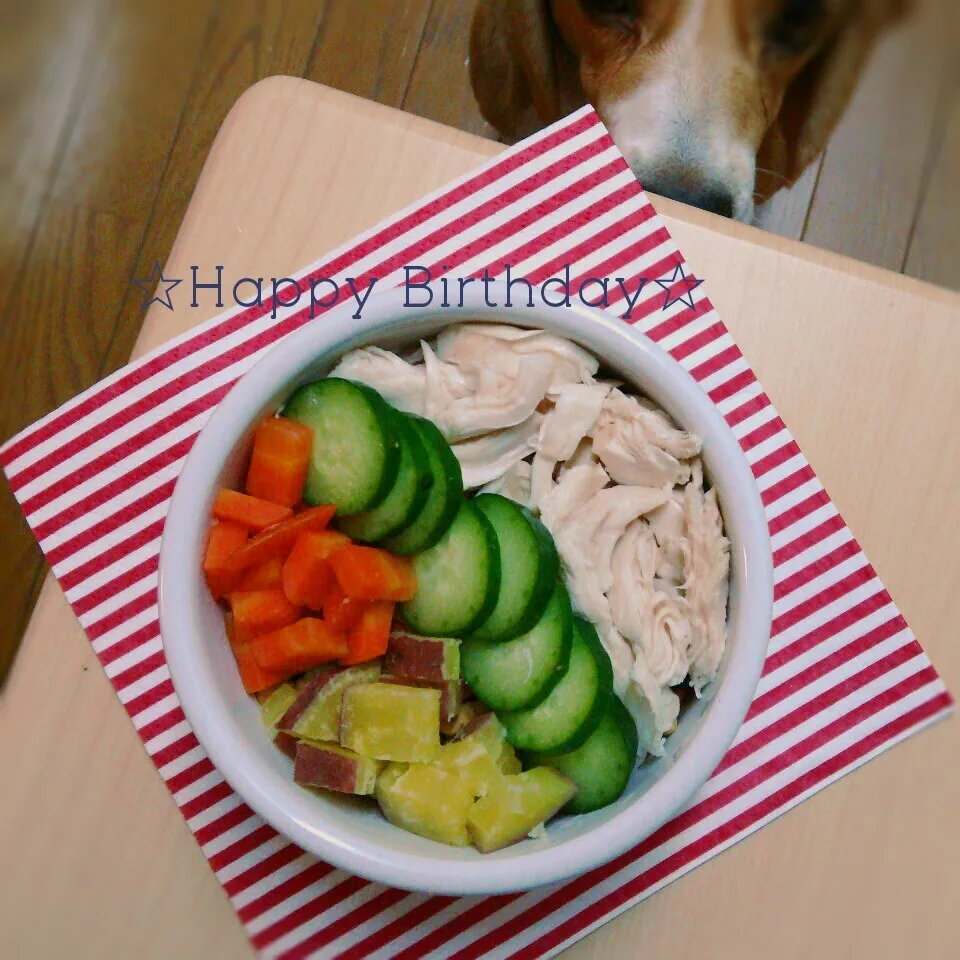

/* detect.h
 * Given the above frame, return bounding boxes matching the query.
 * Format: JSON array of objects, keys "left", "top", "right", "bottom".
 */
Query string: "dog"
[{"left": 470, "top": 0, "right": 905, "bottom": 221}]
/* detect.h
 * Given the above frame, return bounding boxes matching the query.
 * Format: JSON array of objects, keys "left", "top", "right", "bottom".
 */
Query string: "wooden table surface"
[{"left": 1, "top": 79, "right": 958, "bottom": 960}]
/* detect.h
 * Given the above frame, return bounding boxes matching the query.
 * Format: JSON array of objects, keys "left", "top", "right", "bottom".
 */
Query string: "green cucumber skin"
[
  {"left": 381, "top": 416, "right": 463, "bottom": 555},
  {"left": 336, "top": 412, "right": 434, "bottom": 542},
  {"left": 526, "top": 697, "right": 639, "bottom": 814},
  {"left": 467, "top": 495, "right": 560, "bottom": 644},
  {"left": 560, "top": 617, "right": 614, "bottom": 753},
  {"left": 282, "top": 378, "right": 401, "bottom": 514},
  {"left": 460, "top": 580, "right": 573, "bottom": 712},
  {"left": 399, "top": 501, "right": 502, "bottom": 638},
  {"left": 499, "top": 616, "right": 612, "bottom": 754}
]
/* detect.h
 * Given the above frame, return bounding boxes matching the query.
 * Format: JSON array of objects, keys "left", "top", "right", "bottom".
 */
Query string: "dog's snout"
[{"left": 644, "top": 177, "right": 736, "bottom": 219}]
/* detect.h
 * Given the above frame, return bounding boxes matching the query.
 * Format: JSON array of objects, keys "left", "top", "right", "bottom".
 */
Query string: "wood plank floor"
[{"left": 1, "top": 0, "right": 957, "bottom": 681}]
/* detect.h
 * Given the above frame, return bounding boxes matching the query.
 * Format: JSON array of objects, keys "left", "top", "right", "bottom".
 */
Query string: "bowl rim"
[{"left": 159, "top": 283, "right": 773, "bottom": 895}]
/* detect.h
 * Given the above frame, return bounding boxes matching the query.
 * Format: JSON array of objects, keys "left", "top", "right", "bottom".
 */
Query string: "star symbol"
[
  {"left": 654, "top": 263, "right": 703, "bottom": 312},
  {"left": 133, "top": 260, "right": 182, "bottom": 311}
]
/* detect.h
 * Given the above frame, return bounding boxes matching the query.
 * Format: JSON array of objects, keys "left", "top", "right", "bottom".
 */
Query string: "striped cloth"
[{"left": 1, "top": 106, "right": 951, "bottom": 960}]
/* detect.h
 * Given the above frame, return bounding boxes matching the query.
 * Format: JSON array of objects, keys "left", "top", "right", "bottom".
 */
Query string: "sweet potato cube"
[
  {"left": 277, "top": 662, "right": 381, "bottom": 741},
  {"left": 435, "top": 713, "right": 507, "bottom": 798},
  {"left": 439, "top": 699, "right": 485, "bottom": 738},
  {"left": 258, "top": 683, "right": 297, "bottom": 727},
  {"left": 375, "top": 763, "right": 474, "bottom": 847},
  {"left": 466, "top": 768, "right": 577, "bottom": 853},
  {"left": 384, "top": 631, "right": 459, "bottom": 684},
  {"left": 497, "top": 743, "right": 523, "bottom": 775},
  {"left": 273, "top": 731, "right": 300, "bottom": 760},
  {"left": 339, "top": 683, "right": 440, "bottom": 763},
  {"left": 294, "top": 740, "right": 383, "bottom": 795},
  {"left": 383, "top": 632, "right": 461, "bottom": 721}
]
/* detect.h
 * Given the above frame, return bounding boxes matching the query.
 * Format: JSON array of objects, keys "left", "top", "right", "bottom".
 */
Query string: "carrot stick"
[
  {"left": 204, "top": 521, "right": 248, "bottom": 599},
  {"left": 245, "top": 416, "right": 313, "bottom": 507},
  {"left": 223, "top": 505, "right": 336, "bottom": 574},
  {"left": 250, "top": 618, "right": 349, "bottom": 675},
  {"left": 281, "top": 530, "right": 351, "bottom": 610},
  {"left": 237, "top": 556, "right": 285, "bottom": 591},
  {"left": 232, "top": 642, "right": 290, "bottom": 693},
  {"left": 213, "top": 489, "right": 292, "bottom": 531},
  {"left": 329, "top": 545, "right": 417, "bottom": 602},
  {"left": 230, "top": 589, "right": 302, "bottom": 645},
  {"left": 341, "top": 600, "right": 395, "bottom": 665},
  {"left": 323, "top": 580, "right": 367, "bottom": 633}
]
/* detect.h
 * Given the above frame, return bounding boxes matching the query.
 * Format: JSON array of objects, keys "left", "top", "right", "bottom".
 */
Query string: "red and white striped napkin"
[{"left": 1, "top": 106, "right": 951, "bottom": 959}]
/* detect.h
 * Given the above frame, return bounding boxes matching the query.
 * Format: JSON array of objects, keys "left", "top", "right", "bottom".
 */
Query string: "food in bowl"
[{"left": 201, "top": 322, "right": 730, "bottom": 853}]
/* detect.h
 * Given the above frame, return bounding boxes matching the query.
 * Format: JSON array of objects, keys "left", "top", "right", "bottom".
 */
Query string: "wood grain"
[
  {"left": 0, "top": 80, "right": 957, "bottom": 959},
  {"left": 403, "top": 0, "right": 497, "bottom": 137},
  {"left": 904, "top": 71, "right": 960, "bottom": 288},
  {"left": 303, "top": 0, "right": 433, "bottom": 105},
  {"left": 801, "top": 0, "right": 958, "bottom": 271}
]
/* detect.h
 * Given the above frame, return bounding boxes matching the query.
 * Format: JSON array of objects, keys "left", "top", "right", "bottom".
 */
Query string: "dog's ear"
[
  {"left": 757, "top": 0, "right": 909, "bottom": 196},
  {"left": 470, "top": 0, "right": 563, "bottom": 140}
]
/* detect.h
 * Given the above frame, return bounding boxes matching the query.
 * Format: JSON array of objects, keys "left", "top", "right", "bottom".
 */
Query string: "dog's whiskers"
[{"left": 754, "top": 166, "right": 791, "bottom": 186}]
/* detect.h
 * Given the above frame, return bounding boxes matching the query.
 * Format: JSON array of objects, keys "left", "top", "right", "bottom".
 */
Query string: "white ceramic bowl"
[{"left": 159, "top": 283, "right": 773, "bottom": 895}]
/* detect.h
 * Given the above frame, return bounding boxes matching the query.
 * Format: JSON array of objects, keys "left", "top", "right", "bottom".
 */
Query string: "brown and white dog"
[{"left": 470, "top": 0, "right": 905, "bottom": 221}]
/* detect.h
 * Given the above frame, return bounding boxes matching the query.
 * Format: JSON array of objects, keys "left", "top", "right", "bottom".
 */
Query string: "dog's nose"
[{"left": 643, "top": 178, "right": 735, "bottom": 219}]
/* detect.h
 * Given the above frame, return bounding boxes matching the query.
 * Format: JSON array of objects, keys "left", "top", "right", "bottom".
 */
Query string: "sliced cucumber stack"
[
  {"left": 381, "top": 416, "right": 463, "bottom": 555},
  {"left": 461, "top": 580, "right": 573, "bottom": 712},
  {"left": 400, "top": 500, "right": 501, "bottom": 637},
  {"left": 468, "top": 495, "right": 560, "bottom": 643},
  {"left": 337, "top": 414, "right": 434, "bottom": 542},
  {"left": 283, "top": 378, "right": 400, "bottom": 514},
  {"left": 499, "top": 617, "right": 613, "bottom": 754},
  {"left": 526, "top": 696, "right": 638, "bottom": 814}
]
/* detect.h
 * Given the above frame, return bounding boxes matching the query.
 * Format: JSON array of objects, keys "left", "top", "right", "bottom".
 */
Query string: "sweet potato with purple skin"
[
  {"left": 273, "top": 731, "right": 300, "bottom": 760},
  {"left": 384, "top": 631, "right": 459, "bottom": 684},
  {"left": 294, "top": 740, "right": 382, "bottom": 794},
  {"left": 278, "top": 662, "right": 381, "bottom": 741},
  {"left": 383, "top": 631, "right": 462, "bottom": 722},
  {"left": 439, "top": 699, "right": 485, "bottom": 738}
]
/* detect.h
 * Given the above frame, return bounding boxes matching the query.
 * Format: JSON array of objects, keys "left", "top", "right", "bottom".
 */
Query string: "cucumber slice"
[
  {"left": 527, "top": 696, "right": 639, "bottom": 813},
  {"left": 400, "top": 500, "right": 501, "bottom": 637},
  {"left": 381, "top": 416, "right": 463, "bottom": 555},
  {"left": 337, "top": 413, "right": 434, "bottom": 542},
  {"left": 499, "top": 616, "right": 613, "bottom": 754},
  {"left": 283, "top": 378, "right": 400, "bottom": 514},
  {"left": 461, "top": 580, "right": 573, "bottom": 712},
  {"left": 468, "top": 495, "right": 560, "bottom": 643}
]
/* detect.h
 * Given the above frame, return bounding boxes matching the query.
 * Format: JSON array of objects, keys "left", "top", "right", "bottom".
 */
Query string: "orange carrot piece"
[
  {"left": 232, "top": 642, "right": 290, "bottom": 693},
  {"left": 281, "top": 530, "right": 351, "bottom": 610},
  {"left": 204, "top": 521, "right": 248, "bottom": 599},
  {"left": 250, "top": 618, "right": 349, "bottom": 674},
  {"left": 223, "top": 505, "right": 336, "bottom": 575},
  {"left": 323, "top": 580, "right": 367, "bottom": 634},
  {"left": 329, "top": 545, "right": 418, "bottom": 601},
  {"left": 245, "top": 416, "right": 313, "bottom": 507},
  {"left": 341, "top": 600, "right": 395, "bottom": 665},
  {"left": 230, "top": 589, "right": 302, "bottom": 645},
  {"left": 213, "top": 489, "right": 292, "bottom": 531},
  {"left": 237, "top": 556, "right": 285, "bottom": 591}
]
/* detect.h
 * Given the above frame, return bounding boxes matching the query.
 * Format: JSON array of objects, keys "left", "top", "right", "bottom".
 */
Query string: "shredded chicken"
[
  {"left": 453, "top": 415, "right": 541, "bottom": 490},
  {"left": 681, "top": 462, "right": 731, "bottom": 694},
  {"left": 478, "top": 458, "right": 532, "bottom": 505},
  {"left": 592, "top": 389, "right": 702, "bottom": 488},
  {"left": 332, "top": 323, "right": 730, "bottom": 759}
]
